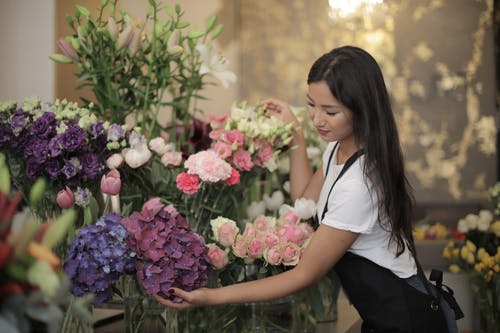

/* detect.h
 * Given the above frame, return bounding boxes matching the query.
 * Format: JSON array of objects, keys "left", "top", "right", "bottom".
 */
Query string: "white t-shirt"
[{"left": 317, "top": 142, "right": 417, "bottom": 278}]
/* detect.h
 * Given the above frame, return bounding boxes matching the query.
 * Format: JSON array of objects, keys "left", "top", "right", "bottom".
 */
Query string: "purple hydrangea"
[
  {"left": 121, "top": 198, "right": 209, "bottom": 302},
  {"left": 64, "top": 213, "right": 136, "bottom": 305}
]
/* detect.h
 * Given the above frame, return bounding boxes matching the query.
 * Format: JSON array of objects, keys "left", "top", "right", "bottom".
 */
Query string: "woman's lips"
[{"left": 316, "top": 128, "right": 329, "bottom": 136}]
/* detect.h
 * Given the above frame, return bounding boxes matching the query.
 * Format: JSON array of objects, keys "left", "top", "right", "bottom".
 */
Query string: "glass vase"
[{"left": 121, "top": 275, "right": 177, "bottom": 333}]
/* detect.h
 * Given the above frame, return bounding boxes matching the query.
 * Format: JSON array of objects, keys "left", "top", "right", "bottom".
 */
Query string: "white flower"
[
  {"left": 277, "top": 156, "right": 290, "bottom": 174},
  {"left": 196, "top": 44, "right": 237, "bottom": 88},
  {"left": 278, "top": 204, "right": 296, "bottom": 217},
  {"left": 148, "top": 137, "right": 169, "bottom": 155},
  {"left": 263, "top": 191, "right": 285, "bottom": 211},
  {"left": 477, "top": 209, "right": 493, "bottom": 231},
  {"left": 457, "top": 218, "right": 469, "bottom": 233},
  {"left": 464, "top": 213, "right": 478, "bottom": 230},
  {"left": 124, "top": 147, "right": 152, "bottom": 168},
  {"left": 294, "top": 198, "right": 317, "bottom": 220},
  {"left": 247, "top": 201, "right": 266, "bottom": 219},
  {"left": 283, "top": 181, "right": 290, "bottom": 193},
  {"left": 106, "top": 153, "right": 124, "bottom": 169}
]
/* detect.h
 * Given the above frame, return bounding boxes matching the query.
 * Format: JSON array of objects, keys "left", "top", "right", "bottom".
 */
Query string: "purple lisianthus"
[
  {"left": 79, "top": 153, "right": 101, "bottom": 180},
  {"left": 107, "top": 124, "right": 125, "bottom": 142},
  {"left": 74, "top": 187, "right": 91, "bottom": 207},
  {"left": 45, "top": 158, "right": 61, "bottom": 180},
  {"left": 60, "top": 123, "right": 88, "bottom": 152},
  {"left": 64, "top": 213, "right": 136, "bottom": 305},
  {"left": 48, "top": 135, "right": 63, "bottom": 157},
  {"left": 89, "top": 120, "right": 104, "bottom": 138},
  {"left": 10, "top": 109, "right": 27, "bottom": 135},
  {"left": 30, "top": 112, "right": 56, "bottom": 138},
  {"left": 0, "top": 124, "right": 11, "bottom": 146},
  {"left": 121, "top": 198, "right": 209, "bottom": 302},
  {"left": 26, "top": 159, "right": 42, "bottom": 180},
  {"left": 62, "top": 157, "right": 81, "bottom": 179},
  {"left": 31, "top": 139, "right": 50, "bottom": 164}
]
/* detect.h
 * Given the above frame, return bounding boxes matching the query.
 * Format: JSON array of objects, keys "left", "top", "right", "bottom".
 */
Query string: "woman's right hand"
[
  {"left": 153, "top": 287, "right": 210, "bottom": 310},
  {"left": 260, "top": 98, "right": 300, "bottom": 127}
]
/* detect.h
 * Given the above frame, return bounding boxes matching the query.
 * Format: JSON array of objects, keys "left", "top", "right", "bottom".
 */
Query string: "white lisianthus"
[
  {"left": 247, "top": 201, "right": 266, "bottom": 219},
  {"left": 294, "top": 198, "right": 317, "bottom": 220},
  {"left": 263, "top": 191, "right": 285, "bottom": 211},
  {"left": 264, "top": 157, "right": 278, "bottom": 172},
  {"left": 196, "top": 44, "right": 237, "bottom": 88}
]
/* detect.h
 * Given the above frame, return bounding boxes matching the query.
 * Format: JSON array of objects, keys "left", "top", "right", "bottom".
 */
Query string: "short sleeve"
[{"left": 320, "top": 178, "right": 378, "bottom": 233}]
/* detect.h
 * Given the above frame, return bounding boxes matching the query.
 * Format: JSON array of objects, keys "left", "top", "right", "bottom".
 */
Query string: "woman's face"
[{"left": 307, "top": 81, "right": 354, "bottom": 143}]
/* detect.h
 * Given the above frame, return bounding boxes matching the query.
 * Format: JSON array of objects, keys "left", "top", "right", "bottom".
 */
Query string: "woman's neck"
[{"left": 336, "top": 139, "right": 360, "bottom": 165}]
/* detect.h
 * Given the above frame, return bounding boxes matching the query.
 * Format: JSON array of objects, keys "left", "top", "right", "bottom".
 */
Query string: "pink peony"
[
  {"left": 56, "top": 186, "right": 74, "bottom": 209},
  {"left": 100, "top": 169, "right": 121, "bottom": 195},
  {"left": 213, "top": 141, "right": 233, "bottom": 159},
  {"left": 184, "top": 150, "right": 232, "bottom": 182},
  {"left": 224, "top": 130, "right": 244, "bottom": 147},
  {"left": 206, "top": 243, "right": 229, "bottom": 269},
  {"left": 264, "top": 245, "right": 282, "bottom": 265},
  {"left": 232, "top": 235, "right": 248, "bottom": 258},
  {"left": 232, "top": 150, "right": 254, "bottom": 171},
  {"left": 247, "top": 238, "right": 265, "bottom": 259},
  {"left": 176, "top": 172, "right": 200, "bottom": 195},
  {"left": 225, "top": 168, "right": 240, "bottom": 186},
  {"left": 161, "top": 151, "right": 183, "bottom": 167}
]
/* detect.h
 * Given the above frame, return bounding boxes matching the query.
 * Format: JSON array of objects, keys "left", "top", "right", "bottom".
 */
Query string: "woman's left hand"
[{"left": 153, "top": 287, "right": 210, "bottom": 310}]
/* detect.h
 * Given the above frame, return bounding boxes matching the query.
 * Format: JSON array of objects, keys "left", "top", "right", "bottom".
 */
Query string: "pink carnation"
[
  {"left": 184, "top": 150, "right": 232, "bottom": 182},
  {"left": 208, "top": 129, "right": 225, "bottom": 140},
  {"left": 176, "top": 172, "right": 200, "bottom": 195},
  {"left": 225, "top": 168, "right": 240, "bottom": 186},
  {"left": 257, "top": 143, "right": 274, "bottom": 163},
  {"left": 232, "top": 150, "right": 254, "bottom": 171}
]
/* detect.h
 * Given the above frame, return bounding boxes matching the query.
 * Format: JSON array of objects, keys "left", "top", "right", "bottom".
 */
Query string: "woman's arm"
[
  {"left": 154, "top": 225, "right": 358, "bottom": 309},
  {"left": 260, "top": 98, "right": 322, "bottom": 201}
]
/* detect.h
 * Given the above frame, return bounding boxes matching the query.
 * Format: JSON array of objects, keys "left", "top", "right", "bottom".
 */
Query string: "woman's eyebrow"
[{"left": 306, "top": 94, "right": 342, "bottom": 108}]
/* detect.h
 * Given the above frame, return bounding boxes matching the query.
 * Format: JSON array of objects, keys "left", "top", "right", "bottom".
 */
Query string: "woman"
[{"left": 155, "top": 46, "right": 459, "bottom": 333}]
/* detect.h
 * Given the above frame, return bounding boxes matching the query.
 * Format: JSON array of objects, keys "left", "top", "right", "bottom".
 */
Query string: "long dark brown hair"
[{"left": 307, "top": 46, "right": 416, "bottom": 257}]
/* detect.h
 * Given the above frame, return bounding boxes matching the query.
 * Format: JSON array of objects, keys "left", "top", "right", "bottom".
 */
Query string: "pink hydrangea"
[
  {"left": 176, "top": 172, "right": 200, "bottom": 195},
  {"left": 184, "top": 150, "right": 232, "bottom": 182}
]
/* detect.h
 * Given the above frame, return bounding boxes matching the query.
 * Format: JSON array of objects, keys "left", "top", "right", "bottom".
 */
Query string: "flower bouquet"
[{"left": 442, "top": 189, "right": 500, "bottom": 333}]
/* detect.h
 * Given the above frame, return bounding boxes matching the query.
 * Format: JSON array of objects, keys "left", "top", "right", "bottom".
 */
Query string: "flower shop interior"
[{"left": 0, "top": 0, "right": 499, "bottom": 333}]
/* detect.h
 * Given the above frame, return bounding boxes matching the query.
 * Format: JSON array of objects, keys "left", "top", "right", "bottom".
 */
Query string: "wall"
[{"left": 0, "top": 0, "right": 55, "bottom": 101}]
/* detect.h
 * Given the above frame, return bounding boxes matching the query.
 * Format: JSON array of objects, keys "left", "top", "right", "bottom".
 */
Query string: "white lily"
[{"left": 196, "top": 44, "right": 236, "bottom": 88}]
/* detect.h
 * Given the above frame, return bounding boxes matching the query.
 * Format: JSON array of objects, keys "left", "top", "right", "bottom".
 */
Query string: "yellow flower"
[
  {"left": 474, "top": 262, "right": 484, "bottom": 272},
  {"left": 452, "top": 248, "right": 460, "bottom": 258},
  {"left": 490, "top": 220, "right": 500, "bottom": 237},
  {"left": 413, "top": 228, "right": 425, "bottom": 241},
  {"left": 442, "top": 247, "right": 452, "bottom": 259},
  {"left": 449, "top": 264, "right": 461, "bottom": 273},
  {"left": 466, "top": 252, "right": 475, "bottom": 265},
  {"left": 485, "top": 270, "right": 494, "bottom": 282},
  {"left": 465, "top": 240, "right": 477, "bottom": 253},
  {"left": 27, "top": 242, "right": 60, "bottom": 267},
  {"left": 460, "top": 246, "right": 469, "bottom": 260},
  {"left": 493, "top": 264, "right": 499, "bottom": 273},
  {"left": 477, "top": 248, "right": 489, "bottom": 261}
]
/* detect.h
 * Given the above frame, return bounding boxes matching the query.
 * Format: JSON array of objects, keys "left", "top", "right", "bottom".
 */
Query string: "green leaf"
[
  {"left": 29, "top": 178, "right": 47, "bottom": 207},
  {"left": 165, "top": 5, "right": 174, "bottom": 17},
  {"left": 41, "top": 209, "right": 76, "bottom": 249},
  {"left": 211, "top": 24, "right": 224, "bottom": 39}
]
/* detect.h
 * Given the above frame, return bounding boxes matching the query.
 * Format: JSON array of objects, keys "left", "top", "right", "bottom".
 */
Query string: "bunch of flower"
[
  {"left": 413, "top": 222, "right": 451, "bottom": 240},
  {"left": 442, "top": 206, "right": 500, "bottom": 332},
  {"left": 0, "top": 98, "right": 139, "bottom": 218},
  {"left": 489, "top": 182, "right": 500, "bottom": 216},
  {"left": 205, "top": 201, "right": 316, "bottom": 282},
  {"left": 0, "top": 153, "right": 92, "bottom": 332},
  {"left": 120, "top": 198, "right": 209, "bottom": 302},
  {"left": 208, "top": 101, "right": 295, "bottom": 173},
  {"left": 50, "top": 0, "right": 235, "bottom": 140},
  {"left": 64, "top": 213, "right": 136, "bottom": 305}
]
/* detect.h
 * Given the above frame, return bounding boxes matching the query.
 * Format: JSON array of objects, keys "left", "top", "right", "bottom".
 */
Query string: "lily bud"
[
  {"left": 41, "top": 208, "right": 76, "bottom": 249},
  {"left": 128, "top": 27, "right": 142, "bottom": 56},
  {"left": 101, "top": 169, "right": 121, "bottom": 195},
  {"left": 107, "top": 17, "right": 118, "bottom": 41},
  {"left": 167, "top": 45, "right": 184, "bottom": 58},
  {"left": 49, "top": 53, "right": 73, "bottom": 64},
  {"left": 117, "top": 23, "right": 134, "bottom": 49},
  {"left": 57, "top": 37, "right": 78, "bottom": 61},
  {"left": 56, "top": 186, "right": 74, "bottom": 209},
  {"left": 29, "top": 178, "right": 47, "bottom": 207}
]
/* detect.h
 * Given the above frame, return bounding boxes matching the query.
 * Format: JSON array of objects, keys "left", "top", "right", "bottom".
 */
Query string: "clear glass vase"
[{"left": 121, "top": 275, "right": 178, "bottom": 333}]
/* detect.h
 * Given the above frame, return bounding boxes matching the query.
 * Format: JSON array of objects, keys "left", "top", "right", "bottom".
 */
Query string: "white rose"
[
  {"left": 294, "top": 197, "right": 317, "bottom": 220},
  {"left": 246, "top": 201, "right": 266, "bottom": 219}
]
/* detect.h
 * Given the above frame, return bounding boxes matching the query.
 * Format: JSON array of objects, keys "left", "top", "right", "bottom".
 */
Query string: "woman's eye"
[
  {"left": 326, "top": 111, "right": 338, "bottom": 116},
  {"left": 307, "top": 102, "right": 314, "bottom": 107}
]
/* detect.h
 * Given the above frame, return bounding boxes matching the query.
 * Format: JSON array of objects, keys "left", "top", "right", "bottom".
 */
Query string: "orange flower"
[{"left": 27, "top": 242, "right": 60, "bottom": 267}]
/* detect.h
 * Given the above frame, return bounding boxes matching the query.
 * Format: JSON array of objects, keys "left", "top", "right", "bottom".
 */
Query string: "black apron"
[{"left": 321, "top": 143, "right": 453, "bottom": 333}]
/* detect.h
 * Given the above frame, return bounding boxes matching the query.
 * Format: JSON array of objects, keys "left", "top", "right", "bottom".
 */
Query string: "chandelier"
[{"left": 328, "top": 0, "right": 384, "bottom": 18}]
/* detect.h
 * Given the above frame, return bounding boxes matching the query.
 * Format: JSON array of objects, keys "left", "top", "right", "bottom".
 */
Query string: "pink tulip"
[
  {"left": 101, "top": 169, "right": 121, "bottom": 195},
  {"left": 56, "top": 186, "right": 74, "bottom": 209}
]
